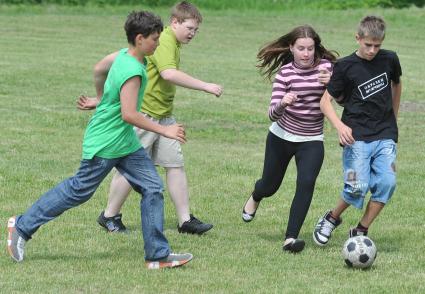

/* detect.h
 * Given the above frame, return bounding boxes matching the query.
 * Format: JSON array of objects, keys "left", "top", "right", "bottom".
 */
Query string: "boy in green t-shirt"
[
  {"left": 78, "top": 1, "right": 223, "bottom": 235},
  {"left": 7, "top": 11, "right": 192, "bottom": 269}
]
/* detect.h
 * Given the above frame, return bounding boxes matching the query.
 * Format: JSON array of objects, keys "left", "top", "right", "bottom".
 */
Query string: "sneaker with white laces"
[
  {"left": 349, "top": 227, "right": 368, "bottom": 238},
  {"left": 7, "top": 216, "right": 26, "bottom": 262},
  {"left": 145, "top": 253, "right": 193, "bottom": 269},
  {"left": 313, "top": 211, "right": 342, "bottom": 246}
]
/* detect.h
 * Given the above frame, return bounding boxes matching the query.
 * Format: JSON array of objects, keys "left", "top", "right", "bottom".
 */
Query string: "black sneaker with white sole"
[
  {"left": 313, "top": 210, "right": 341, "bottom": 246},
  {"left": 349, "top": 227, "right": 368, "bottom": 237},
  {"left": 97, "top": 211, "right": 128, "bottom": 233},
  {"left": 177, "top": 214, "right": 213, "bottom": 235}
]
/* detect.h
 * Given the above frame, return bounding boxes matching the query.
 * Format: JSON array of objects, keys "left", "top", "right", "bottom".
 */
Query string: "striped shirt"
[{"left": 268, "top": 59, "right": 332, "bottom": 138}]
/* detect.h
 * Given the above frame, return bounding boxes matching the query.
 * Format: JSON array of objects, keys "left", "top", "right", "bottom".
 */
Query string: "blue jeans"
[
  {"left": 342, "top": 140, "right": 397, "bottom": 209},
  {"left": 15, "top": 148, "right": 170, "bottom": 261}
]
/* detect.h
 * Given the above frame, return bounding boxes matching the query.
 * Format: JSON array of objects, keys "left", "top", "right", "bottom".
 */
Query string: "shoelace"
[
  {"left": 318, "top": 219, "right": 335, "bottom": 236},
  {"left": 189, "top": 216, "right": 202, "bottom": 224},
  {"left": 17, "top": 237, "right": 26, "bottom": 257}
]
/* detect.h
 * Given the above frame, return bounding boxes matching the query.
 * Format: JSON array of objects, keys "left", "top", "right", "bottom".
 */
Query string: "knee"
[
  {"left": 67, "top": 177, "right": 95, "bottom": 203},
  {"left": 296, "top": 176, "right": 316, "bottom": 190},
  {"left": 379, "top": 175, "right": 396, "bottom": 192}
]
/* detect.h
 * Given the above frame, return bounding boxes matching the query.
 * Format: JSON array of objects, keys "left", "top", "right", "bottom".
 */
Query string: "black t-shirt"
[{"left": 327, "top": 49, "right": 402, "bottom": 142}]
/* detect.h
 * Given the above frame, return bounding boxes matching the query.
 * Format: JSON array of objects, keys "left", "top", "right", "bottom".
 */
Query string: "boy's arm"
[
  {"left": 391, "top": 79, "right": 402, "bottom": 119},
  {"left": 160, "top": 69, "right": 223, "bottom": 97},
  {"left": 320, "top": 90, "right": 355, "bottom": 146},
  {"left": 120, "top": 76, "right": 186, "bottom": 143},
  {"left": 76, "top": 51, "right": 119, "bottom": 110}
]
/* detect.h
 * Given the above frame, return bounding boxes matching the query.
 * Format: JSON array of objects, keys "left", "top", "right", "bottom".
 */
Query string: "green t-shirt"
[
  {"left": 82, "top": 48, "right": 147, "bottom": 159},
  {"left": 143, "top": 26, "right": 181, "bottom": 119}
]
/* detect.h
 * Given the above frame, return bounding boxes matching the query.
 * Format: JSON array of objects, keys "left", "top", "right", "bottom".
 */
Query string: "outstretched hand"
[
  {"left": 163, "top": 123, "right": 186, "bottom": 144},
  {"left": 76, "top": 95, "right": 99, "bottom": 110}
]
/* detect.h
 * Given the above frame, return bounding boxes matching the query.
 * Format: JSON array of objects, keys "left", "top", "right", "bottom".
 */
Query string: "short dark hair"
[{"left": 124, "top": 11, "right": 163, "bottom": 45}]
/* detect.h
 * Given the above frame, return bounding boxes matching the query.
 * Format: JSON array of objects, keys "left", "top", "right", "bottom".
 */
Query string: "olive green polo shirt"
[{"left": 143, "top": 26, "right": 181, "bottom": 119}]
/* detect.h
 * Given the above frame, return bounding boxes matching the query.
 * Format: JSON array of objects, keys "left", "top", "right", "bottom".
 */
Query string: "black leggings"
[{"left": 253, "top": 132, "right": 324, "bottom": 239}]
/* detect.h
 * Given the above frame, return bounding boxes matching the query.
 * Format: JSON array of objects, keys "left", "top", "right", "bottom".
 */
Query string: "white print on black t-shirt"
[{"left": 357, "top": 73, "right": 388, "bottom": 100}]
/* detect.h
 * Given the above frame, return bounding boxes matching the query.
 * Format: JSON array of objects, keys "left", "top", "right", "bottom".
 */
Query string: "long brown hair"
[{"left": 257, "top": 25, "right": 338, "bottom": 80}]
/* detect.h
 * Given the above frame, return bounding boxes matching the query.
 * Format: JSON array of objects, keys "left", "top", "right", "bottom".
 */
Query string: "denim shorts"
[{"left": 341, "top": 139, "right": 397, "bottom": 209}]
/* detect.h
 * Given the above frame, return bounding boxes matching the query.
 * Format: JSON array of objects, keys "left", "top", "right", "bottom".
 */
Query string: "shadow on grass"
[{"left": 29, "top": 252, "right": 113, "bottom": 262}]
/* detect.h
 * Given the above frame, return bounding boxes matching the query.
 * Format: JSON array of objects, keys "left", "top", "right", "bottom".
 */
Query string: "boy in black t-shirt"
[{"left": 312, "top": 15, "right": 402, "bottom": 246}]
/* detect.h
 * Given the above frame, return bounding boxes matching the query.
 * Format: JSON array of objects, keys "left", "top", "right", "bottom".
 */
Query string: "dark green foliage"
[{"left": 1, "top": 0, "right": 424, "bottom": 9}]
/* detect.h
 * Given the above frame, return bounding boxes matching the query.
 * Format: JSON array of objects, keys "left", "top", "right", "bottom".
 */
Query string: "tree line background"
[{"left": 1, "top": 0, "right": 424, "bottom": 9}]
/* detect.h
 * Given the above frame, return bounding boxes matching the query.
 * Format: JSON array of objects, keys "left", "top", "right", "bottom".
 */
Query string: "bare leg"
[
  {"left": 104, "top": 171, "right": 132, "bottom": 217},
  {"left": 166, "top": 167, "right": 190, "bottom": 226},
  {"left": 244, "top": 196, "right": 259, "bottom": 214},
  {"left": 359, "top": 200, "right": 385, "bottom": 227},
  {"left": 331, "top": 198, "right": 350, "bottom": 219}
]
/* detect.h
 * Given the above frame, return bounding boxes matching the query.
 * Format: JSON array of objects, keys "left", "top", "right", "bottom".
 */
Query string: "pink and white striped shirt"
[{"left": 268, "top": 59, "right": 332, "bottom": 138}]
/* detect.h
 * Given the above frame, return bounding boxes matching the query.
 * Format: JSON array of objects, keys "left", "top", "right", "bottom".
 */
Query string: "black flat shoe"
[
  {"left": 242, "top": 195, "right": 259, "bottom": 222},
  {"left": 283, "top": 238, "right": 305, "bottom": 253}
]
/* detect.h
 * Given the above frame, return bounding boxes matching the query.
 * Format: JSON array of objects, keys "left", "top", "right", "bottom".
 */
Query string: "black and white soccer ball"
[{"left": 342, "top": 236, "right": 377, "bottom": 269}]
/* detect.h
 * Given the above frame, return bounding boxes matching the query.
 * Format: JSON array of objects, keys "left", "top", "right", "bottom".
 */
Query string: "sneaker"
[
  {"left": 313, "top": 210, "right": 342, "bottom": 246},
  {"left": 97, "top": 211, "right": 128, "bottom": 233},
  {"left": 177, "top": 214, "right": 213, "bottom": 235},
  {"left": 7, "top": 216, "right": 26, "bottom": 262},
  {"left": 145, "top": 252, "right": 193, "bottom": 269},
  {"left": 283, "top": 238, "right": 305, "bottom": 253},
  {"left": 349, "top": 227, "right": 368, "bottom": 237}
]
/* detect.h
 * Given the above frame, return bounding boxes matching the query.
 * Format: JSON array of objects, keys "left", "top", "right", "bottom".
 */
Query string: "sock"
[
  {"left": 329, "top": 211, "right": 340, "bottom": 221},
  {"left": 356, "top": 223, "right": 368, "bottom": 232}
]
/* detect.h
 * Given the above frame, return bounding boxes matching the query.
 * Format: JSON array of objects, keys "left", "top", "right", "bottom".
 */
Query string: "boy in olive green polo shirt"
[{"left": 78, "top": 1, "right": 223, "bottom": 235}]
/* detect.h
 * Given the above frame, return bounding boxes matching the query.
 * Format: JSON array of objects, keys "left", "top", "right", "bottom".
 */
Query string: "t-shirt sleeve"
[
  {"left": 327, "top": 61, "right": 346, "bottom": 104},
  {"left": 391, "top": 52, "right": 402, "bottom": 84},
  {"left": 116, "top": 61, "right": 144, "bottom": 92},
  {"left": 149, "top": 41, "right": 177, "bottom": 72}
]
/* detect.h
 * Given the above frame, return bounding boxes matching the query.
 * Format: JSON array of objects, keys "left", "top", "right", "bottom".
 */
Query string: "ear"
[
  {"left": 289, "top": 44, "right": 294, "bottom": 53},
  {"left": 355, "top": 34, "right": 360, "bottom": 43},
  {"left": 135, "top": 34, "right": 144, "bottom": 46},
  {"left": 170, "top": 17, "right": 179, "bottom": 28}
]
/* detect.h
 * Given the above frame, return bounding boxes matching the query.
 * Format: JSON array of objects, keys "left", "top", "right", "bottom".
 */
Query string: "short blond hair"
[
  {"left": 170, "top": 1, "right": 202, "bottom": 24},
  {"left": 358, "top": 15, "right": 386, "bottom": 40}
]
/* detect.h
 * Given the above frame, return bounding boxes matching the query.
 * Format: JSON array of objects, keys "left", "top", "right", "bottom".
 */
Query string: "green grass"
[{"left": 1, "top": 5, "right": 425, "bottom": 293}]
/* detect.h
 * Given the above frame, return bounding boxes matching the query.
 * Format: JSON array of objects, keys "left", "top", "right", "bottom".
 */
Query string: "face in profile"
[
  {"left": 139, "top": 31, "right": 161, "bottom": 56},
  {"left": 290, "top": 37, "right": 315, "bottom": 68},
  {"left": 172, "top": 18, "right": 199, "bottom": 44}
]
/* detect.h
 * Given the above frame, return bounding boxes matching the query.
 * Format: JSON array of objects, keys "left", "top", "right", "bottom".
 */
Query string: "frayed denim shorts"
[{"left": 341, "top": 139, "right": 397, "bottom": 209}]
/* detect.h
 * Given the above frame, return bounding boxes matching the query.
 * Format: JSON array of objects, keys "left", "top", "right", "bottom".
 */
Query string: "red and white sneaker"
[
  {"left": 145, "top": 253, "right": 193, "bottom": 269},
  {"left": 7, "top": 216, "right": 26, "bottom": 262}
]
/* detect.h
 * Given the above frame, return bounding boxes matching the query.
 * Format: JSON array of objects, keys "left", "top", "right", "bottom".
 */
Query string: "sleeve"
[
  {"left": 268, "top": 70, "right": 288, "bottom": 121},
  {"left": 327, "top": 61, "right": 346, "bottom": 105},
  {"left": 149, "top": 40, "right": 177, "bottom": 72},
  {"left": 391, "top": 52, "right": 402, "bottom": 84},
  {"left": 117, "top": 61, "right": 143, "bottom": 91}
]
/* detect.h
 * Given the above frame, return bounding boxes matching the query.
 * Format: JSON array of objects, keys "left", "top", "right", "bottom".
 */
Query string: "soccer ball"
[{"left": 342, "top": 235, "right": 377, "bottom": 269}]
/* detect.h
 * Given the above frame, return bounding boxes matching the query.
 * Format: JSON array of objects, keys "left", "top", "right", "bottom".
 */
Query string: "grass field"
[{"left": 0, "top": 5, "right": 424, "bottom": 293}]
